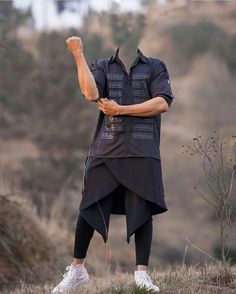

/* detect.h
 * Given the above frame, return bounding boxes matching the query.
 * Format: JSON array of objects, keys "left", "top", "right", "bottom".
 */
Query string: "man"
[{"left": 51, "top": 35, "right": 174, "bottom": 294}]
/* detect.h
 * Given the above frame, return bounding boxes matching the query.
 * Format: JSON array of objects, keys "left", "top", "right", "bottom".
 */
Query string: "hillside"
[
  {"left": 0, "top": 1, "right": 236, "bottom": 292},
  {"left": 1, "top": 189, "right": 235, "bottom": 293}
]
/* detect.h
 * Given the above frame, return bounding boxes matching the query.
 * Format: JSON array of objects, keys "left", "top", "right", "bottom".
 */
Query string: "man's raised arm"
[{"left": 66, "top": 36, "right": 99, "bottom": 102}]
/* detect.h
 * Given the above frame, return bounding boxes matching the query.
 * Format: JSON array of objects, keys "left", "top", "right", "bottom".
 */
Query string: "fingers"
[
  {"left": 66, "top": 36, "right": 81, "bottom": 40},
  {"left": 66, "top": 36, "right": 82, "bottom": 50},
  {"left": 97, "top": 98, "right": 110, "bottom": 114},
  {"left": 98, "top": 98, "right": 109, "bottom": 104},
  {"left": 98, "top": 100, "right": 104, "bottom": 110},
  {"left": 98, "top": 103, "right": 106, "bottom": 114},
  {"left": 98, "top": 99, "right": 104, "bottom": 106},
  {"left": 99, "top": 106, "right": 106, "bottom": 114}
]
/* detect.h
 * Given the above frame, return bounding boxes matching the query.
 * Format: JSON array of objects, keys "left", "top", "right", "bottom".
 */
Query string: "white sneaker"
[
  {"left": 134, "top": 270, "right": 160, "bottom": 293},
  {"left": 51, "top": 262, "right": 89, "bottom": 293}
]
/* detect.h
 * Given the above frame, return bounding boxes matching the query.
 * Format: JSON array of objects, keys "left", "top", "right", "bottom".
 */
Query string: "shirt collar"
[{"left": 109, "top": 47, "right": 148, "bottom": 64}]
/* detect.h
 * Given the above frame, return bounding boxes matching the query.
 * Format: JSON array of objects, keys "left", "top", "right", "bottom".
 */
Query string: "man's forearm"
[
  {"left": 118, "top": 97, "right": 168, "bottom": 117},
  {"left": 73, "top": 51, "right": 99, "bottom": 101}
]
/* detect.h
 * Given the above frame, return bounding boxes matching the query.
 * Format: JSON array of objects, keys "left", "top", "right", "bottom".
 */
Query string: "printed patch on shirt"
[
  {"left": 132, "top": 73, "right": 150, "bottom": 79},
  {"left": 103, "top": 116, "right": 124, "bottom": 140},
  {"left": 131, "top": 116, "right": 155, "bottom": 140},
  {"left": 132, "top": 124, "right": 154, "bottom": 132},
  {"left": 134, "top": 117, "right": 154, "bottom": 124},
  {"left": 106, "top": 73, "right": 124, "bottom": 80},
  {"left": 132, "top": 132, "right": 154, "bottom": 140},
  {"left": 104, "top": 123, "right": 123, "bottom": 132},
  {"left": 101, "top": 132, "right": 118, "bottom": 140},
  {"left": 109, "top": 89, "right": 123, "bottom": 98},
  {"left": 108, "top": 81, "right": 123, "bottom": 88},
  {"left": 106, "top": 116, "right": 123, "bottom": 123},
  {"left": 133, "top": 89, "right": 146, "bottom": 97},
  {"left": 132, "top": 80, "right": 147, "bottom": 89}
]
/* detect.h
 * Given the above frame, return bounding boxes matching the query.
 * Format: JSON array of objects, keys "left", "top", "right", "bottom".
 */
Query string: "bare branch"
[{"left": 185, "top": 237, "right": 220, "bottom": 263}]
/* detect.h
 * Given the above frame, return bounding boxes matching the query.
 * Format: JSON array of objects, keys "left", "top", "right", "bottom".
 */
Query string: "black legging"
[{"left": 73, "top": 214, "right": 153, "bottom": 266}]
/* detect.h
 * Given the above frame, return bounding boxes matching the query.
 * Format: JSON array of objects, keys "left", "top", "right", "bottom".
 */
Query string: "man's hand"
[
  {"left": 98, "top": 98, "right": 121, "bottom": 116},
  {"left": 66, "top": 36, "right": 83, "bottom": 55},
  {"left": 66, "top": 36, "right": 100, "bottom": 101}
]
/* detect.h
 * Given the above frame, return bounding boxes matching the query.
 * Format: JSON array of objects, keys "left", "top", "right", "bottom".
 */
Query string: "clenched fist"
[{"left": 66, "top": 36, "right": 83, "bottom": 55}]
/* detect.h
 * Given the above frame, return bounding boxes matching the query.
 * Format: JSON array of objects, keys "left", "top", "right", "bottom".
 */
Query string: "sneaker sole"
[{"left": 51, "top": 275, "right": 89, "bottom": 293}]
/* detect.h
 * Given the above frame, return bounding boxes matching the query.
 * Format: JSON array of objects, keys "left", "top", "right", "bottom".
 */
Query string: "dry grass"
[
  {"left": 0, "top": 192, "right": 65, "bottom": 293},
  {"left": 1, "top": 188, "right": 235, "bottom": 294},
  {"left": 2, "top": 263, "right": 236, "bottom": 293}
]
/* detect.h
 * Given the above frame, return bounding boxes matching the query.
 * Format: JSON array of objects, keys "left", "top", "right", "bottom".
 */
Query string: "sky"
[{"left": 13, "top": 0, "right": 166, "bottom": 30}]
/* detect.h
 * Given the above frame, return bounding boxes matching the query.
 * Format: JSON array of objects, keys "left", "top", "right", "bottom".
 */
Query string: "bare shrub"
[{"left": 182, "top": 132, "right": 236, "bottom": 271}]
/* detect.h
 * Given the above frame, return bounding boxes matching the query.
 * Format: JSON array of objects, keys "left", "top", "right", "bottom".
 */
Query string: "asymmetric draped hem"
[{"left": 78, "top": 156, "right": 168, "bottom": 244}]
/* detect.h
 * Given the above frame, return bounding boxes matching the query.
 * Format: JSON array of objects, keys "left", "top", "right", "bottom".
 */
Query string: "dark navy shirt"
[{"left": 85, "top": 47, "right": 175, "bottom": 159}]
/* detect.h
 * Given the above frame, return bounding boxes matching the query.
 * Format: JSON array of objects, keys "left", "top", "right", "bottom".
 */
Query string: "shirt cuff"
[{"left": 154, "top": 93, "right": 173, "bottom": 107}]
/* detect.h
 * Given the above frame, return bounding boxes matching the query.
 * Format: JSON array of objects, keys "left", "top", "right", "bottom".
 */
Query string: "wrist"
[
  {"left": 118, "top": 105, "right": 127, "bottom": 115},
  {"left": 73, "top": 50, "right": 84, "bottom": 60}
]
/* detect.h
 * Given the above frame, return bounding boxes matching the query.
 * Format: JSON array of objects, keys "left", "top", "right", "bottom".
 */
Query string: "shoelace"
[
  {"left": 139, "top": 272, "right": 153, "bottom": 285},
  {"left": 63, "top": 265, "right": 73, "bottom": 279}
]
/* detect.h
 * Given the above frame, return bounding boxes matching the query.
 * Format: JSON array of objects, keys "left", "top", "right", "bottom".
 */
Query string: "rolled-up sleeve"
[
  {"left": 88, "top": 59, "right": 106, "bottom": 101},
  {"left": 150, "top": 59, "right": 175, "bottom": 107}
]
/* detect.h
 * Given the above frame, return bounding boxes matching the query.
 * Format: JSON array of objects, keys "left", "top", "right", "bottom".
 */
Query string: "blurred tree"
[
  {"left": 226, "top": 35, "right": 236, "bottom": 75},
  {"left": 0, "top": 0, "right": 34, "bottom": 132},
  {"left": 167, "top": 20, "right": 226, "bottom": 63},
  {"left": 141, "top": 0, "right": 157, "bottom": 6},
  {"left": 0, "top": 0, "right": 13, "bottom": 19},
  {"left": 54, "top": 0, "right": 82, "bottom": 14},
  {"left": 0, "top": 0, "right": 32, "bottom": 38},
  {"left": 165, "top": 19, "right": 236, "bottom": 76}
]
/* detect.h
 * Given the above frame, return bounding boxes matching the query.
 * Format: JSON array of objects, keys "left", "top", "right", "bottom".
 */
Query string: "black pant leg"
[
  {"left": 73, "top": 214, "right": 94, "bottom": 259},
  {"left": 134, "top": 215, "right": 153, "bottom": 266}
]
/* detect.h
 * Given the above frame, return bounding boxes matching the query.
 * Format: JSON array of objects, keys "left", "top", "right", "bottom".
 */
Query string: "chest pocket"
[
  {"left": 131, "top": 73, "right": 151, "bottom": 104},
  {"left": 106, "top": 73, "right": 124, "bottom": 105}
]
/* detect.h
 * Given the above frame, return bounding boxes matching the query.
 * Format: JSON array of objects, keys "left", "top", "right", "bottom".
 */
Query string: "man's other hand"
[
  {"left": 98, "top": 98, "right": 121, "bottom": 116},
  {"left": 66, "top": 36, "right": 83, "bottom": 55}
]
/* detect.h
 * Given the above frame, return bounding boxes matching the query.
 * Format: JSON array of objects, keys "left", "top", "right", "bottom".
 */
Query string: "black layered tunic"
[
  {"left": 78, "top": 156, "right": 168, "bottom": 244},
  {"left": 78, "top": 47, "right": 174, "bottom": 244}
]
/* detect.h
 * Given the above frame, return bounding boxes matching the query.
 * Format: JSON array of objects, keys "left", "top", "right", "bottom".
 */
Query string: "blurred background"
[{"left": 0, "top": 0, "right": 236, "bottom": 291}]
